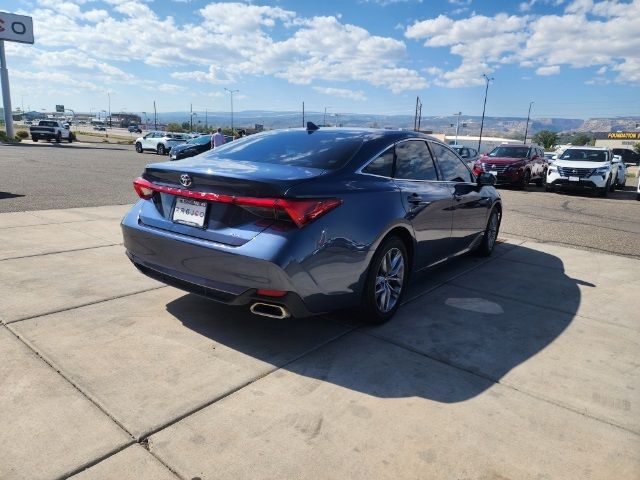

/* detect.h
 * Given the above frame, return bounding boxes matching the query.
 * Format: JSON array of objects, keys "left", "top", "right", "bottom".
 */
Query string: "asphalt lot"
[
  {"left": 1, "top": 140, "right": 639, "bottom": 478},
  {"left": 2, "top": 140, "right": 639, "bottom": 257}
]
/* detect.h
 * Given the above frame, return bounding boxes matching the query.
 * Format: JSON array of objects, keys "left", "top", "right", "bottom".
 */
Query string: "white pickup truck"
[{"left": 29, "top": 120, "right": 73, "bottom": 143}]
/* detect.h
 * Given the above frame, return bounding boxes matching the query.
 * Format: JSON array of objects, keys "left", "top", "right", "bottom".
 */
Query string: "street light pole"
[
  {"left": 477, "top": 74, "right": 494, "bottom": 152},
  {"left": 324, "top": 106, "right": 331, "bottom": 126},
  {"left": 454, "top": 111, "right": 462, "bottom": 145},
  {"left": 523, "top": 101, "right": 534, "bottom": 145},
  {"left": 224, "top": 88, "right": 239, "bottom": 135},
  {"left": 107, "top": 91, "right": 111, "bottom": 127}
]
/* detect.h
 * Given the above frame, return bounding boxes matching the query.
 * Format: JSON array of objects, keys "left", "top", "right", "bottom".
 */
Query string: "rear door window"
[
  {"left": 429, "top": 142, "right": 473, "bottom": 183},
  {"left": 394, "top": 140, "right": 438, "bottom": 181}
]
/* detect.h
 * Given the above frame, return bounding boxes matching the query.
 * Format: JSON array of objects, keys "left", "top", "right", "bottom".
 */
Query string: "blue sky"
[{"left": 2, "top": 0, "right": 639, "bottom": 119}]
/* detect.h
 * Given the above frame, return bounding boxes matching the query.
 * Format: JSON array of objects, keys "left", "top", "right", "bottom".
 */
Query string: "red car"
[{"left": 473, "top": 144, "right": 547, "bottom": 189}]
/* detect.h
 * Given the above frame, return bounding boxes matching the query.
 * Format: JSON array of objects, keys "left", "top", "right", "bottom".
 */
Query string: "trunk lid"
[{"left": 139, "top": 159, "right": 327, "bottom": 245}]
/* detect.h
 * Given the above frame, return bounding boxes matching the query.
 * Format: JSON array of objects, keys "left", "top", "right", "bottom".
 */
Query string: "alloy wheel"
[{"left": 375, "top": 247, "right": 405, "bottom": 313}]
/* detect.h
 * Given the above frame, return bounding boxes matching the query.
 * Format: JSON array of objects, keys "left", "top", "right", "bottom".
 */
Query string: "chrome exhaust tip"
[{"left": 250, "top": 302, "right": 290, "bottom": 319}]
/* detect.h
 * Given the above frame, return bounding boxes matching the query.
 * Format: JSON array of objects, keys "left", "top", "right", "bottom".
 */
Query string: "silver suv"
[{"left": 135, "top": 131, "right": 188, "bottom": 155}]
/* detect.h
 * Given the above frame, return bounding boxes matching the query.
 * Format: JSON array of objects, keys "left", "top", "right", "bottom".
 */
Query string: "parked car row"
[{"left": 135, "top": 131, "right": 235, "bottom": 158}]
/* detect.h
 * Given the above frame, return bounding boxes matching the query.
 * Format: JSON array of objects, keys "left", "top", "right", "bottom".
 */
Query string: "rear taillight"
[
  {"left": 132, "top": 177, "right": 342, "bottom": 228},
  {"left": 133, "top": 177, "right": 155, "bottom": 199}
]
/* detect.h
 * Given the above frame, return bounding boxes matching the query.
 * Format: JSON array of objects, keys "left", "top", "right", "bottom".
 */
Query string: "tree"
[
  {"left": 532, "top": 130, "right": 559, "bottom": 150},
  {"left": 633, "top": 142, "right": 640, "bottom": 155},
  {"left": 570, "top": 133, "right": 592, "bottom": 146},
  {"left": 166, "top": 123, "right": 184, "bottom": 132}
]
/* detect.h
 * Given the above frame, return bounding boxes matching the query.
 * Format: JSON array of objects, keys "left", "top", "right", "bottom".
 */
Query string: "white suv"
[
  {"left": 134, "top": 131, "right": 188, "bottom": 155},
  {"left": 545, "top": 146, "right": 618, "bottom": 197}
]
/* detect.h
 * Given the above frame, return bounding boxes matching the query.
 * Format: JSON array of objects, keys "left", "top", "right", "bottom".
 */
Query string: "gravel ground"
[{"left": 2, "top": 140, "right": 639, "bottom": 257}]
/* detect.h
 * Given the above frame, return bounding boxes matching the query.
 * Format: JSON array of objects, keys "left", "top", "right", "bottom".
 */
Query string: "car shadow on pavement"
[
  {"left": 0, "top": 192, "right": 25, "bottom": 200},
  {"left": 166, "top": 244, "right": 581, "bottom": 403}
]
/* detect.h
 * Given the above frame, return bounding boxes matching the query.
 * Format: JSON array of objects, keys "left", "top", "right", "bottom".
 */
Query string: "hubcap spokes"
[{"left": 375, "top": 248, "right": 405, "bottom": 313}]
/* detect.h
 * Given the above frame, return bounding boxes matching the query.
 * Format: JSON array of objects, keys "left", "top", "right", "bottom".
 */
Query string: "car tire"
[
  {"left": 358, "top": 236, "right": 409, "bottom": 325},
  {"left": 544, "top": 183, "right": 553, "bottom": 192},
  {"left": 609, "top": 178, "right": 616, "bottom": 192},
  {"left": 157, "top": 144, "right": 166, "bottom": 155},
  {"left": 535, "top": 170, "right": 545, "bottom": 187},
  {"left": 56, "top": 132, "right": 61, "bottom": 143},
  {"left": 476, "top": 208, "right": 501, "bottom": 257},
  {"left": 135, "top": 142, "right": 143, "bottom": 153},
  {"left": 68, "top": 133, "right": 73, "bottom": 143},
  {"left": 519, "top": 170, "right": 530, "bottom": 190},
  {"left": 32, "top": 137, "right": 37, "bottom": 142}
]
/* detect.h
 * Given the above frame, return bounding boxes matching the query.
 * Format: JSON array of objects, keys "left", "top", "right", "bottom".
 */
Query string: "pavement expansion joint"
[
  {"left": 135, "top": 324, "right": 360, "bottom": 442},
  {"left": 4, "top": 323, "right": 138, "bottom": 441},
  {"left": 4, "top": 285, "right": 167, "bottom": 325},
  {"left": 0, "top": 243, "right": 123, "bottom": 262},
  {"left": 359, "top": 326, "right": 640, "bottom": 438}
]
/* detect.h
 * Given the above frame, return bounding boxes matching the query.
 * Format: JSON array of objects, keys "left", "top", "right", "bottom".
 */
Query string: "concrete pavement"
[{"left": 0, "top": 205, "right": 638, "bottom": 479}]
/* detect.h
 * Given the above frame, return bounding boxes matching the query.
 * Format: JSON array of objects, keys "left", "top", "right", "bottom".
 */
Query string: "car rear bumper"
[
  {"left": 30, "top": 132, "right": 57, "bottom": 139},
  {"left": 121, "top": 203, "right": 365, "bottom": 317}
]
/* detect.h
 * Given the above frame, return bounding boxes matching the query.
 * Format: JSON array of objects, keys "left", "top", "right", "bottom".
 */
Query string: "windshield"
[
  {"left": 488, "top": 146, "right": 529, "bottom": 158},
  {"left": 188, "top": 135, "right": 211, "bottom": 145},
  {"left": 559, "top": 149, "right": 608, "bottom": 162},
  {"left": 200, "top": 130, "right": 363, "bottom": 169}
]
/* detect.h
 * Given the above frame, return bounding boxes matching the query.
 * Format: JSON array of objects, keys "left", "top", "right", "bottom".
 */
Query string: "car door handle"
[{"left": 408, "top": 193, "right": 423, "bottom": 204}]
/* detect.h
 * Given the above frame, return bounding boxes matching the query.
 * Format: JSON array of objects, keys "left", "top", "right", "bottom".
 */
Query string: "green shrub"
[
  {"left": 0, "top": 130, "right": 22, "bottom": 143},
  {"left": 16, "top": 130, "right": 29, "bottom": 139}
]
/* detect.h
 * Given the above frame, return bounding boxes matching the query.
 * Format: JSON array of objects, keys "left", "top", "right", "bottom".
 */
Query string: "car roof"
[{"left": 564, "top": 146, "right": 608, "bottom": 151}]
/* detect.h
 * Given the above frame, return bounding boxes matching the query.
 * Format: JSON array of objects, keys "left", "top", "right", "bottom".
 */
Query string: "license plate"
[
  {"left": 173, "top": 197, "right": 207, "bottom": 228},
  {"left": 569, "top": 176, "right": 579, "bottom": 182}
]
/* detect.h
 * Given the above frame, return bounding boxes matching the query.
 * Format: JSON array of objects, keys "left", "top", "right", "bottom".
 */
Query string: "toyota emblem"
[{"left": 180, "top": 174, "right": 192, "bottom": 187}]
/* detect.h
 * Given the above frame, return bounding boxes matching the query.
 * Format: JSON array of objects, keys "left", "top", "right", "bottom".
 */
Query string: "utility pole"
[
  {"left": 478, "top": 74, "right": 494, "bottom": 152},
  {"left": 224, "top": 88, "right": 239, "bottom": 135},
  {"left": 153, "top": 101, "right": 157, "bottom": 130},
  {"left": 190, "top": 103, "right": 193, "bottom": 132},
  {"left": 413, "top": 96, "right": 422, "bottom": 132},
  {"left": 302, "top": 101, "right": 305, "bottom": 127},
  {"left": 107, "top": 91, "right": 111, "bottom": 127},
  {"left": 205, "top": 108, "right": 208, "bottom": 131},
  {"left": 0, "top": 41, "right": 15, "bottom": 138},
  {"left": 523, "top": 101, "right": 534, "bottom": 145},
  {"left": 453, "top": 111, "right": 462, "bottom": 144},
  {"left": 324, "top": 107, "right": 330, "bottom": 126}
]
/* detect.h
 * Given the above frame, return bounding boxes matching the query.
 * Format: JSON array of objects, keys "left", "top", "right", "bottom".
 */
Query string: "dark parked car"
[
  {"left": 473, "top": 144, "right": 547, "bottom": 189},
  {"left": 122, "top": 127, "right": 501, "bottom": 324},
  {"left": 170, "top": 135, "right": 212, "bottom": 161},
  {"left": 612, "top": 148, "right": 640, "bottom": 166},
  {"left": 128, "top": 125, "right": 142, "bottom": 133}
]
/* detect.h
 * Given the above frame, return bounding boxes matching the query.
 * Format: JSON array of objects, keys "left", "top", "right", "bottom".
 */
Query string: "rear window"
[
  {"left": 39, "top": 121, "right": 58, "bottom": 127},
  {"left": 201, "top": 130, "right": 363, "bottom": 169}
]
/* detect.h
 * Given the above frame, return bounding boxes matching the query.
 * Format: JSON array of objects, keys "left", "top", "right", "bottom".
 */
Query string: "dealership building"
[{"left": 594, "top": 131, "right": 640, "bottom": 149}]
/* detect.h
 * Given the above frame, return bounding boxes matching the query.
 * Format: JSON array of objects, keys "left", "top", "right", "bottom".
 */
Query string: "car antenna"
[{"left": 306, "top": 121, "right": 320, "bottom": 133}]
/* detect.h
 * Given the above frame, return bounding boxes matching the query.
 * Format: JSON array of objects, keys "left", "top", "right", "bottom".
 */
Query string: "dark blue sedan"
[{"left": 122, "top": 126, "right": 501, "bottom": 324}]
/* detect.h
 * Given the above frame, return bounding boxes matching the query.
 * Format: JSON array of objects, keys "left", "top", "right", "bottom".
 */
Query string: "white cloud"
[
  {"left": 313, "top": 87, "right": 367, "bottom": 101},
  {"left": 536, "top": 65, "right": 561, "bottom": 75},
  {"left": 18, "top": 1, "right": 426, "bottom": 97},
  {"left": 405, "top": 0, "right": 640, "bottom": 87}
]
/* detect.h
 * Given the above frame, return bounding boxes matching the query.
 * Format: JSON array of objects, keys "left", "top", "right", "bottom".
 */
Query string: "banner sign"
[
  {"left": 55, "top": 105, "right": 64, "bottom": 113},
  {"left": 0, "top": 12, "right": 34, "bottom": 44},
  {"left": 607, "top": 132, "right": 639, "bottom": 140}
]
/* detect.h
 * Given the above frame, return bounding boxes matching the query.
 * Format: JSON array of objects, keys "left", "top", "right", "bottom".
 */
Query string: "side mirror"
[{"left": 477, "top": 172, "right": 496, "bottom": 186}]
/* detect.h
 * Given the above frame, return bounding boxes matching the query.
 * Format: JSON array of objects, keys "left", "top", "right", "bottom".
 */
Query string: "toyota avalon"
[{"left": 122, "top": 126, "right": 502, "bottom": 324}]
